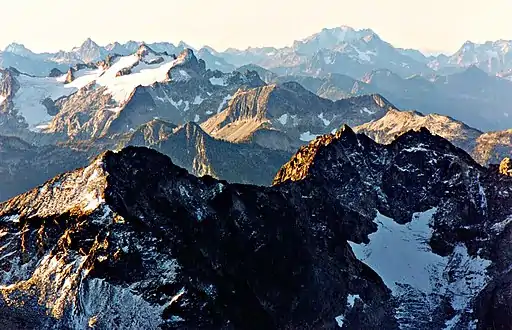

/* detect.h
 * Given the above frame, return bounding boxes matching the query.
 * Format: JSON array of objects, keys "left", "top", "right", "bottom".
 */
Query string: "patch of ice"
[
  {"left": 193, "top": 95, "right": 204, "bottom": 105},
  {"left": 210, "top": 77, "right": 227, "bottom": 86},
  {"left": 34, "top": 123, "right": 51, "bottom": 131},
  {"left": 349, "top": 210, "right": 443, "bottom": 295},
  {"left": 446, "top": 245, "right": 491, "bottom": 312},
  {"left": 359, "top": 107, "right": 376, "bottom": 115},
  {"left": 324, "top": 56, "right": 334, "bottom": 64},
  {"left": 318, "top": 113, "right": 331, "bottom": 126},
  {"left": 217, "top": 94, "right": 232, "bottom": 113},
  {"left": 353, "top": 47, "right": 375, "bottom": 62},
  {"left": 169, "top": 98, "right": 183, "bottom": 110},
  {"left": 349, "top": 209, "right": 492, "bottom": 328},
  {"left": 277, "top": 113, "right": 288, "bottom": 125},
  {"left": 13, "top": 74, "right": 78, "bottom": 130},
  {"left": 335, "top": 315, "right": 345, "bottom": 328},
  {"left": 95, "top": 53, "right": 186, "bottom": 104},
  {"left": 194, "top": 114, "right": 200, "bottom": 122},
  {"left": 65, "top": 68, "right": 104, "bottom": 90},
  {"left": 206, "top": 110, "right": 213, "bottom": 115},
  {"left": 163, "top": 287, "right": 186, "bottom": 309},
  {"left": 183, "top": 101, "right": 190, "bottom": 112},
  {"left": 300, "top": 131, "right": 320, "bottom": 142},
  {"left": 347, "top": 294, "right": 360, "bottom": 308},
  {"left": 444, "top": 314, "right": 461, "bottom": 330}
]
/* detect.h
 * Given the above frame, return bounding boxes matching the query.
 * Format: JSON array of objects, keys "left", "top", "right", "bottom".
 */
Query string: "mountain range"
[
  {"left": 2, "top": 22, "right": 512, "bottom": 329},
  {"left": 5, "top": 27, "right": 512, "bottom": 132},
  {"left": 5, "top": 26, "right": 512, "bottom": 78},
  {"left": 2, "top": 37, "right": 512, "bottom": 201}
]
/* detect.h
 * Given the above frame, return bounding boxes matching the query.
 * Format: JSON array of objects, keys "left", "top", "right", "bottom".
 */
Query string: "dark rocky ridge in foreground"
[{"left": 0, "top": 128, "right": 512, "bottom": 329}]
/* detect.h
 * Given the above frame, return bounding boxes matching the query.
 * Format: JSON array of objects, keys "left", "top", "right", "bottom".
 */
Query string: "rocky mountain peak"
[
  {"left": 169, "top": 48, "right": 206, "bottom": 75},
  {"left": 71, "top": 38, "right": 105, "bottom": 63},
  {"left": 460, "top": 40, "right": 476, "bottom": 51},
  {"left": 80, "top": 38, "right": 99, "bottom": 49},
  {"left": 177, "top": 48, "right": 195, "bottom": 62},
  {"left": 136, "top": 43, "right": 154, "bottom": 56},
  {"left": 272, "top": 126, "right": 358, "bottom": 185},
  {"left": 3, "top": 42, "right": 34, "bottom": 57}
]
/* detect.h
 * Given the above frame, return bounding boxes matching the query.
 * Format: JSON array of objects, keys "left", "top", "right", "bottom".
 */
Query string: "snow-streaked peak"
[
  {"left": 2, "top": 47, "right": 200, "bottom": 130},
  {"left": 3, "top": 42, "right": 34, "bottom": 57},
  {"left": 293, "top": 25, "right": 378, "bottom": 55},
  {"left": 431, "top": 39, "right": 512, "bottom": 73}
]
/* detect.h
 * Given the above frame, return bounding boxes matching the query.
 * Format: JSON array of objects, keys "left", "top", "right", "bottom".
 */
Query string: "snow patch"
[
  {"left": 65, "top": 68, "right": 103, "bottom": 90},
  {"left": 95, "top": 53, "right": 188, "bottom": 104},
  {"left": 335, "top": 315, "right": 345, "bottom": 328},
  {"left": 13, "top": 74, "right": 77, "bottom": 130},
  {"left": 349, "top": 209, "right": 492, "bottom": 328},
  {"left": 173, "top": 70, "right": 191, "bottom": 82},
  {"left": 83, "top": 191, "right": 105, "bottom": 212},
  {"left": 359, "top": 107, "right": 376, "bottom": 115},
  {"left": 300, "top": 131, "right": 320, "bottom": 142},
  {"left": 194, "top": 114, "right": 200, "bottom": 122},
  {"left": 318, "top": 113, "right": 331, "bottom": 126},
  {"left": 277, "top": 113, "right": 288, "bottom": 125},
  {"left": 217, "top": 94, "right": 232, "bottom": 113},
  {"left": 353, "top": 48, "right": 375, "bottom": 62},
  {"left": 347, "top": 294, "right": 360, "bottom": 308},
  {"left": 193, "top": 95, "right": 204, "bottom": 105},
  {"left": 349, "top": 210, "right": 443, "bottom": 295},
  {"left": 210, "top": 77, "right": 227, "bottom": 86}
]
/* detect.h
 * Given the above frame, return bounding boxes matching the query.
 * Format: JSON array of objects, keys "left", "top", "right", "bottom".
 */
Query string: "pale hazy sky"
[{"left": 1, "top": 0, "right": 511, "bottom": 54}]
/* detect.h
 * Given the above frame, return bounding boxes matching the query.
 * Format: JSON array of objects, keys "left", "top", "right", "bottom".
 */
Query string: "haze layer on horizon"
[{"left": 1, "top": 0, "right": 511, "bottom": 54}]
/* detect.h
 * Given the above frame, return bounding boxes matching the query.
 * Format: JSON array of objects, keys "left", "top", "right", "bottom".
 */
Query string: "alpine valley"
[{"left": 1, "top": 23, "right": 512, "bottom": 330}]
